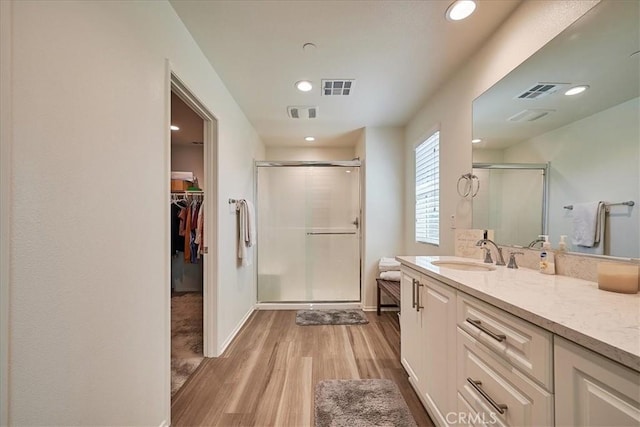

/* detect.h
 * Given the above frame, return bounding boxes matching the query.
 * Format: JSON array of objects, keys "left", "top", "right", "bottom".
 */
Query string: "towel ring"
[{"left": 457, "top": 173, "right": 480, "bottom": 198}]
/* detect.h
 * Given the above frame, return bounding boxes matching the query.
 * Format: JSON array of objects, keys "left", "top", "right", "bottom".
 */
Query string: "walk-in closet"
[{"left": 170, "top": 91, "right": 205, "bottom": 396}]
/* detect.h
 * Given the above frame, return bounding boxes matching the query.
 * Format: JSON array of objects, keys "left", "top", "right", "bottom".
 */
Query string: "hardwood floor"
[{"left": 171, "top": 310, "right": 434, "bottom": 426}]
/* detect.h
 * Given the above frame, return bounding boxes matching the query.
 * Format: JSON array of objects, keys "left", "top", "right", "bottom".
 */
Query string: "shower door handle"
[
  {"left": 306, "top": 232, "right": 357, "bottom": 235},
  {"left": 352, "top": 217, "right": 359, "bottom": 229}
]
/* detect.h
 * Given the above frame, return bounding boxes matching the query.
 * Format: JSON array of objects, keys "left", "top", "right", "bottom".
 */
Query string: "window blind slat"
[{"left": 415, "top": 131, "right": 439, "bottom": 245}]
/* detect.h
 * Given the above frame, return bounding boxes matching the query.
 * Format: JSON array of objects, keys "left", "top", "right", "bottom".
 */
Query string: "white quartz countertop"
[{"left": 396, "top": 255, "right": 640, "bottom": 372}]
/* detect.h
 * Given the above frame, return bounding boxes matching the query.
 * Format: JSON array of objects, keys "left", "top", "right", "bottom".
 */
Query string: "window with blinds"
[{"left": 415, "top": 131, "right": 439, "bottom": 245}]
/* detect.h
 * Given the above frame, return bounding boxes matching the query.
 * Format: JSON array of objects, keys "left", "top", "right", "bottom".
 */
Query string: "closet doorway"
[{"left": 169, "top": 74, "right": 218, "bottom": 399}]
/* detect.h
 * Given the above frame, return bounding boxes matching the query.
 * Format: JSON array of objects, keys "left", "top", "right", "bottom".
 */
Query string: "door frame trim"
[
  {"left": 169, "top": 71, "right": 219, "bottom": 358},
  {"left": 165, "top": 65, "right": 219, "bottom": 421},
  {"left": 0, "top": 0, "right": 12, "bottom": 423}
]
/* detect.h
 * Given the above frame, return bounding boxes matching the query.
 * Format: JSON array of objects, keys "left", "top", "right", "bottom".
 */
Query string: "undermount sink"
[{"left": 430, "top": 260, "right": 496, "bottom": 271}]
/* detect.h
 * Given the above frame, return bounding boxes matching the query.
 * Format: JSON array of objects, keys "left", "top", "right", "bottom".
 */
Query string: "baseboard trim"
[
  {"left": 159, "top": 419, "right": 170, "bottom": 427},
  {"left": 255, "top": 302, "right": 362, "bottom": 310},
  {"left": 362, "top": 305, "right": 400, "bottom": 312},
  {"left": 217, "top": 307, "right": 255, "bottom": 355}
]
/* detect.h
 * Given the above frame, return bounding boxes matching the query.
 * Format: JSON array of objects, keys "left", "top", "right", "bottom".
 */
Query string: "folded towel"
[
  {"left": 379, "top": 257, "right": 401, "bottom": 271},
  {"left": 380, "top": 270, "right": 401, "bottom": 282},
  {"left": 572, "top": 201, "right": 605, "bottom": 247}
]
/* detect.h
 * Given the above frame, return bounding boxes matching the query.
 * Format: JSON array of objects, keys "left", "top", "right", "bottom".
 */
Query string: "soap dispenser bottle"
[
  {"left": 539, "top": 235, "right": 556, "bottom": 275},
  {"left": 558, "top": 235, "right": 568, "bottom": 253}
]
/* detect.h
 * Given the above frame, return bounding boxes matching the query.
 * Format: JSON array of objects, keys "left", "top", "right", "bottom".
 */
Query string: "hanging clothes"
[
  {"left": 183, "top": 203, "right": 192, "bottom": 262},
  {"left": 195, "top": 201, "right": 204, "bottom": 258},
  {"left": 189, "top": 200, "right": 200, "bottom": 263},
  {"left": 171, "top": 202, "right": 185, "bottom": 255}
]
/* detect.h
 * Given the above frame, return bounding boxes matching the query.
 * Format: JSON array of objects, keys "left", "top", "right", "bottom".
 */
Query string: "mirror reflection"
[{"left": 472, "top": 0, "right": 639, "bottom": 258}]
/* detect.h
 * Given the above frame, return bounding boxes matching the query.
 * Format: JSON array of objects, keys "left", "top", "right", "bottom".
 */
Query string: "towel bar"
[{"left": 563, "top": 201, "right": 634, "bottom": 210}]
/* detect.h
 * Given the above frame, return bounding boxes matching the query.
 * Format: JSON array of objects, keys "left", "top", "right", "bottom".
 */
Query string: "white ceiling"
[{"left": 169, "top": 0, "right": 522, "bottom": 147}]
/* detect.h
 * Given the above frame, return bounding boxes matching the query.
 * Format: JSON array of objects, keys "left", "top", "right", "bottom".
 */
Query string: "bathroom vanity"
[{"left": 397, "top": 256, "right": 640, "bottom": 427}]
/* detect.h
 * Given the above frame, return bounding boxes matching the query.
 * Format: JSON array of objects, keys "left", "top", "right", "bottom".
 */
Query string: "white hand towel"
[
  {"left": 380, "top": 270, "right": 401, "bottom": 282},
  {"left": 238, "top": 199, "right": 256, "bottom": 267},
  {"left": 571, "top": 201, "right": 605, "bottom": 247}
]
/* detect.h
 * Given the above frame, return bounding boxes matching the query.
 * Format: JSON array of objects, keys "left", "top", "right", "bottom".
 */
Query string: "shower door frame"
[{"left": 254, "top": 160, "right": 362, "bottom": 306}]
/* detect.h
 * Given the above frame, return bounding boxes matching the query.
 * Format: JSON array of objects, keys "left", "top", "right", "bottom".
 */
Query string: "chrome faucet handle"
[
  {"left": 495, "top": 247, "right": 506, "bottom": 266},
  {"left": 507, "top": 251, "right": 524, "bottom": 269},
  {"left": 481, "top": 246, "right": 493, "bottom": 264}
]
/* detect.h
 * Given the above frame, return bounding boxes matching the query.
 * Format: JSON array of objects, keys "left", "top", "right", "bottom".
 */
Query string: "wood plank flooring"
[{"left": 171, "top": 310, "right": 434, "bottom": 426}]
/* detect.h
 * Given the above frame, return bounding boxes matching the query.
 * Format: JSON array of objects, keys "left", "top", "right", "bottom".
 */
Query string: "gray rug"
[
  {"left": 295, "top": 309, "right": 369, "bottom": 326},
  {"left": 315, "top": 379, "right": 417, "bottom": 427}
]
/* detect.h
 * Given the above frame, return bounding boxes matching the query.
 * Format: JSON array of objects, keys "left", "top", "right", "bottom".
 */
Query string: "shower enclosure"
[{"left": 256, "top": 161, "right": 361, "bottom": 303}]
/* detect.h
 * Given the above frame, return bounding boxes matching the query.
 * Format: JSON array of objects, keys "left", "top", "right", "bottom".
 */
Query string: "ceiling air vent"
[
  {"left": 287, "top": 105, "right": 318, "bottom": 119},
  {"left": 515, "top": 82, "right": 569, "bottom": 100},
  {"left": 507, "top": 109, "right": 555, "bottom": 122},
  {"left": 322, "top": 79, "right": 355, "bottom": 96}
]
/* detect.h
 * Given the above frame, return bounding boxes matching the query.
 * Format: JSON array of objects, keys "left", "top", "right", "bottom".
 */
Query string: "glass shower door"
[{"left": 256, "top": 164, "right": 360, "bottom": 302}]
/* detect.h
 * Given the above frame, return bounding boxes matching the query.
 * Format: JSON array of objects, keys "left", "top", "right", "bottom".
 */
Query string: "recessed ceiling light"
[
  {"left": 305, "top": 136, "right": 315, "bottom": 142},
  {"left": 564, "top": 85, "right": 589, "bottom": 96},
  {"left": 472, "top": 138, "right": 482, "bottom": 144},
  {"left": 446, "top": 0, "right": 476, "bottom": 21},
  {"left": 170, "top": 125, "right": 180, "bottom": 131},
  {"left": 345, "top": 170, "right": 352, "bottom": 173},
  {"left": 296, "top": 80, "right": 313, "bottom": 92}
]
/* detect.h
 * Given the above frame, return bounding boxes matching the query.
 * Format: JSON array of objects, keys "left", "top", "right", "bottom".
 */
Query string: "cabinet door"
[
  {"left": 400, "top": 268, "right": 423, "bottom": 389},
  {"left": 555, "top": 337, "right": 640, "bottom": 427},
  {"left": 423, "top": 276, "right": 457, "bottom": 425}
]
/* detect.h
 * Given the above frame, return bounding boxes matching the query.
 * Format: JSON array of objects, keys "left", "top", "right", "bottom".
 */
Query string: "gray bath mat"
[
  {"left": 295, "top": 309, "right": 369, "bottom": 326},
  {"left": 315, "top": 379, "right": 417, "bottom": 427}
]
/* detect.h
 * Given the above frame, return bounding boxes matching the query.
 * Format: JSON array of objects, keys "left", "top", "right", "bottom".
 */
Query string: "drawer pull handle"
[
  {"left": 411, "top": 278, "right": 416, "bottom": 309},
  {"left": 466, "top": 378, "right": 508, "bottom": 415},
  {"left": 466, "top": 318, "right": 506, "bottom": 342},
  {"left": 416, "top": 281, "right": 424, "bottom": 312}
]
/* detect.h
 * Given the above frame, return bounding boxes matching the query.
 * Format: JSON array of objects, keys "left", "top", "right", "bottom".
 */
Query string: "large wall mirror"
[{"left": 472, "top": 0, "right": 639, "bottom": 259}]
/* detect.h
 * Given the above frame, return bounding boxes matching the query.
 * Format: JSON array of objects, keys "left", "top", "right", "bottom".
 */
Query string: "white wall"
[
  {"left": 361, "top": 127, "right": 405, "bottom": 309},
  {"left": 404, "top": 0, "right": 599, "bottom": 255},
  {"left": 2, "top": 1, "right": 263, "bottom": 425},
  {"left": 171, "top": 144, "right": 204, "bottom": 189},
  {"left": 265, "top": 146, "right": 355, "bottom": 161},
  {"left": 505, "top": 98, "right": 639, "bottom": 257}
]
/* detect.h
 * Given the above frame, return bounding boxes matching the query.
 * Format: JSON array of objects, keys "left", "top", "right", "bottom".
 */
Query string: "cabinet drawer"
[
  {"left": 457, "top": 327, "right": 554, "bottom": 427},
  {"left": 457, "top": 391, "right": 507, "bottom": 427},
  {"left": 457, "top": 292, "right": 552, "bottom": 390}
]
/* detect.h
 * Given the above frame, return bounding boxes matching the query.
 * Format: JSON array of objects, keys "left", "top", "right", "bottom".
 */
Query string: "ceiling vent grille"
[
  {"left": 322, "top": 79, "right": 355, "bottom": 96},
  {"left": 507, "top": 109, "right": 555, "bottom": 122},
  {"left": 516, "top": 82, "right": 569, "bottom": 100},
  {"left": 287, "top": 105, "right": 318, "bottom": 119}
]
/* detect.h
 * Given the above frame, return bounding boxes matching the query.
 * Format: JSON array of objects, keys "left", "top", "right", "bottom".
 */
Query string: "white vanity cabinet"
[
  {"left": 400, "top": 266, "right": 457, "bottom": 426},
  {"left": 555, "top": 337, "right": 640, "bottom": 426},
  {"left": 456, "top": 293, "right": 554, "bottom": 427},
  {"left": 398, "top": 257, "right": 640, "bottom": 427},
  {"left": 400, "top": 267, "right": 425, "bottom": 391}
]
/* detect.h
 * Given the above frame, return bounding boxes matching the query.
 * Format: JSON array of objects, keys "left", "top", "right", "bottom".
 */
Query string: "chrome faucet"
[
  {"left": 527, "top": 237, "right": 545, "bottom": 249},
  {"left": 476, "top": 239, "right": 506, "bottom": 266}
]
